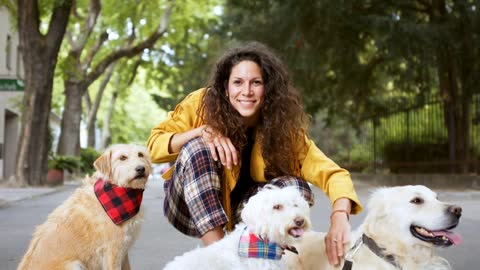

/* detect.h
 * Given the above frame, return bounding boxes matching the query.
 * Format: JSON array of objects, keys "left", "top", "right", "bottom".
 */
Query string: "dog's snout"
[
  {"left": 448, "top": 205, "right": 462, "bottom": 218},
  {"left": 294, "top": 217, "right": 305, "bottom": 227},
  {"left": 135, "top": 165, "right": 145, "bottom": 174}
]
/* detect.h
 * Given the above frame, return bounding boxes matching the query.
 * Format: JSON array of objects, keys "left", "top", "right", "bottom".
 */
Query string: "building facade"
[{"left": 0, "top": 7, "right": 24, "bottom": 180}]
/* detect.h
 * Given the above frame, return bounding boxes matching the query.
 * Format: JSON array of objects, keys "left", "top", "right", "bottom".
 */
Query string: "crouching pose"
[{"left": 148, "top": 41, "right": 363, "bottom": 267}]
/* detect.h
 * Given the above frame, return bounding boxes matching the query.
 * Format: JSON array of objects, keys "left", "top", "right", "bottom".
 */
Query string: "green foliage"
[
  {"left": 220, "top": 0, "right": 479, "bottom": 123},
  {"left": 48, "top": 155, "right": 81, "bottom": 173},
  {"left": 80, "top": 147, "right": 100, "bottom": 174}
]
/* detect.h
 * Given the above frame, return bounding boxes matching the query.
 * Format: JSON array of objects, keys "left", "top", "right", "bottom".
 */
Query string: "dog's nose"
[
  {"left": 135, "top": 166, "right": 145, "bottom": 174},
  {"left": 294, "top": 217, "right": 304, "bottom": 227},
  {"left": 448, "top": 205, "right": 462, "bottom": 218}
]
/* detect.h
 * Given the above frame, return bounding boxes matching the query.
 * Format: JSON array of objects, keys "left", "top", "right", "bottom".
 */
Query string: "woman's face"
[{"left": 227, "top": 60, "right": 265, "bottom": 127}]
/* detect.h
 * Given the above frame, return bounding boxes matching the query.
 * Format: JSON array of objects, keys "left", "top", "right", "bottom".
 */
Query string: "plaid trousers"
[{"left": 163, "top": 137, "right": 314, "bottom": 237}]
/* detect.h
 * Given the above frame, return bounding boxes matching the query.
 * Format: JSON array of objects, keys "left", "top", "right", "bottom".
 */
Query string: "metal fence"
[{"left": 346, "top": 94, "right": 480, "bottom": 174}]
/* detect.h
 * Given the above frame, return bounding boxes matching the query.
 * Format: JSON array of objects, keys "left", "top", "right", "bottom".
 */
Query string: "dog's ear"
[
  {"left": 262, "top": 184, "right": 279, "bottom": 190},
  {"left": 94, "top": 150, "right": 112, "bottom": 177}
]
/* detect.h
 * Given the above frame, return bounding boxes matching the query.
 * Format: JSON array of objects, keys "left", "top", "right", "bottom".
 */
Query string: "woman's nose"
[{"left": 241, "top": 83, "right": 253, "bottom": 95}]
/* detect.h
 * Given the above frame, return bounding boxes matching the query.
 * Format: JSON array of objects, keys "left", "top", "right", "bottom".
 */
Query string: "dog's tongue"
[
  {"left": 289, "top": 228, "right": 305, "bottom": 237},
  {"left": 432, "top": 230, "right": 462, "bottom": 245}
]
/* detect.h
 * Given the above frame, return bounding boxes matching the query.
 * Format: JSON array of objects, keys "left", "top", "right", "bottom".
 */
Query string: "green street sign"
[{"left": 0, "top": 79, "right": 25, "bottom": 91}]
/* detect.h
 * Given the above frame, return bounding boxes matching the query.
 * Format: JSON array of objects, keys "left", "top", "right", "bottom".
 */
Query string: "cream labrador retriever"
[
  {"left": 286, "top": 185, "right": 462, "bottom": 270},
  {"left": 18, "top": 144, "right": 152, "bottom": 270}
]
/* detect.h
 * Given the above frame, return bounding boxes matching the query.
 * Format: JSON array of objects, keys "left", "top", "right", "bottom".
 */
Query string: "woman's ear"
[{"left": 93, "top": 150, "right": 111, "bottom": 178}]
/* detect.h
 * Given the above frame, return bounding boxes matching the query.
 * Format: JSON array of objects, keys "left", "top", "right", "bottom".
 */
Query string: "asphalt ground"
[{"left": 0, "top": 178, "right": 478, "bottom": 269}]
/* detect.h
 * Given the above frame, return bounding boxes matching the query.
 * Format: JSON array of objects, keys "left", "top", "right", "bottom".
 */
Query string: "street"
[{"left": 1, "top": 179, "right": 478, "bottom": 269}]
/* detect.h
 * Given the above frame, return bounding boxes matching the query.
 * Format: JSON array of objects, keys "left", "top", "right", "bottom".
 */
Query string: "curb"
[
  {"left": 0, "top": 182, "right": 80, "bottom": 209},
  {"left": 351, "top": 173, "right": 480, "bottom": 190}
]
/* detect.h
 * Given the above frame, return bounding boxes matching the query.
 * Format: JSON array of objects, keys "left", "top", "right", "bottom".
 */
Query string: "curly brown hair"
[{"left": 203, "top": 41, "right": 309, "bottom": 179}]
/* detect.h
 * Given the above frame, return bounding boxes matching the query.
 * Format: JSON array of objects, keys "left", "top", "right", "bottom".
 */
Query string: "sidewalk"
[{"left": 0, "top": 181, "right": 79, "bottom": 208}]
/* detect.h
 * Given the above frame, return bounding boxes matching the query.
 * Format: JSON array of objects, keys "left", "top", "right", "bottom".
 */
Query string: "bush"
[
  {"left": 48, "top": 155, "right": 81, "bottom": 173},
  {"left": 80, "top": 147, "right": 101, "bottom": 174}
]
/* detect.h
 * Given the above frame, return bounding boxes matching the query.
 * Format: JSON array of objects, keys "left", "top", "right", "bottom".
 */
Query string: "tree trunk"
[
  {"left": 100, "top": 91, "right": 118, "bottom": 150},
  {"left": 433, "top": 0, "right": 471, "bottom": 173},
  {"left": 57, "top": 81, "right": 86, "bottom": 156},
  {"left": 16, "top": 50, "right": 56, "bottom": 186},
  {"left": 86, "top": 63, "right": 116, "bottom": 148},
  {"left": 15, "top": 0, "right": 72, "bottom": 186}
]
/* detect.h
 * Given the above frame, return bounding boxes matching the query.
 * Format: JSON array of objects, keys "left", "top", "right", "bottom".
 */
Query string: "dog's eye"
[
  {"left": 273, "top": 204, "right": 283, "bottom": 210},
  {"left": 138, "top": 152, "right": 144, "bottom": 158},
  {"left": 410, "top": 197, "right": 424, "bottom": 205},
  {"left": 119, "top": 155, "right": 128, "bottom": 161}
]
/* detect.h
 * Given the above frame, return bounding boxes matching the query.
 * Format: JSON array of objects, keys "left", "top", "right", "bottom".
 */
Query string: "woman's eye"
[
  {"left": 120, "top": 156, "right": 128, "bottom": 161},
  {"left": 254, "top": 80, "right": 263, "bottom": 85}
]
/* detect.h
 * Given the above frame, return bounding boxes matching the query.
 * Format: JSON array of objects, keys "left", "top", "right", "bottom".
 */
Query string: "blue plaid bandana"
[{"left": 238, "top": 226, "right": 297, "bottom": 260}]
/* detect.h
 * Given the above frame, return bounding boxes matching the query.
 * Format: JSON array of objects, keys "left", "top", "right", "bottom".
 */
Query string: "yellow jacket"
[{"left": 147, "top": 88, "right": 362, "bottom": 230}]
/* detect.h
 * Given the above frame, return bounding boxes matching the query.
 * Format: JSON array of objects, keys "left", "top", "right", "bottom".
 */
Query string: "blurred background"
[{"left": 0, "top": 0, "right": 479, "bottom": 186}]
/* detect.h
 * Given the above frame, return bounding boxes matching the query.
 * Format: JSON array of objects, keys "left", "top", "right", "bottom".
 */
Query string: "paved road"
[{"left": 0, "top": 179, "right": 478, "bottom": 269}]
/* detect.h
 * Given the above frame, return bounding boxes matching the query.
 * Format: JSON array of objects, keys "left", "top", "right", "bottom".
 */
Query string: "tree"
[
  {"left": 14, "top": 0, "right": 73, "bottom": 186},
  {"left": 222, "top": 0, "right": 480, "bottom": 172},
  {"left": 57, "top": 0, "right": 173, "bottom": 156},
  {"left": 84, "top": 61, "right": 116, "bottom": 148},
  {"left": 98, "top": 58, "right": 141, "bottom": 149}
]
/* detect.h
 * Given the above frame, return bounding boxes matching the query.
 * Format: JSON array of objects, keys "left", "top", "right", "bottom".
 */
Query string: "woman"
[{"left": 147, "top": 41, "right": 362, "bottom": 266}]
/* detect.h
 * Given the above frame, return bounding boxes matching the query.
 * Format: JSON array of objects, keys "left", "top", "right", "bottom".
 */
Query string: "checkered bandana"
[
  {"left": 238, "top": 226, "right": 287, "bottom": 260},
  {"left": 94, "top": 179, "right": 144, "bottom": 225}
]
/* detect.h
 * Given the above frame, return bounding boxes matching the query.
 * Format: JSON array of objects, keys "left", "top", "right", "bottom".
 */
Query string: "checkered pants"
[{"left": 163, "top": 137, "right": 314, "bottom": 237}]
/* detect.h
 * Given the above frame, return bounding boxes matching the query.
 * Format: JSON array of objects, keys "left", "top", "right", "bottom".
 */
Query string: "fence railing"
[{"left": 344, "top": 94, "right": 480, "bottom": 174}]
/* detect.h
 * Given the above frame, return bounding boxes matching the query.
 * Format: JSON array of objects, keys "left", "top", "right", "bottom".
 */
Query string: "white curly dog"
[
  {"left": 163, "top": 185, "right": 311, "bottom": 270},
  {"left": 286, "top": 185, "right": 462, "bottom": 270}
]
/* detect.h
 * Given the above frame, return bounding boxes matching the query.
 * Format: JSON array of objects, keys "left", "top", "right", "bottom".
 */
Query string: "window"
[{"left": 6, "top": 35, "right": 12, "bottom": 70}]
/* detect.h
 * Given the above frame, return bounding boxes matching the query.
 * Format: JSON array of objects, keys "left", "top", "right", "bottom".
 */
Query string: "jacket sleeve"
[
  {"left": 146, "top": 89, "right": 205, "bottom": 163},
  {"left": 300, "top": 136, "right": 363, "bottom": 214}
]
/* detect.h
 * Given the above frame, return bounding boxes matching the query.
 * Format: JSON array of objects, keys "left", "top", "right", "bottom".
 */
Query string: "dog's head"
[
  {"left": 364, "top": 185, "right": 462, "bottom": 250},
  {"left": 241, "top": 185, "right": 311, "bottom": 245},
  {"left": 93, "top": 144, "right": 152, "bottom": 189}
]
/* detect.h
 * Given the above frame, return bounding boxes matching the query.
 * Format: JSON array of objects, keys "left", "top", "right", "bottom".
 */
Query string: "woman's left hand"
[{"left": 324, "top": 198, "right": 352, "bottom": 266}]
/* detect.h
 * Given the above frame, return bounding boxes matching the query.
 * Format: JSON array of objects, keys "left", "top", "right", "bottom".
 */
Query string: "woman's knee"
[
  {"left": 171, "top": 137, "right": 221, "bottom": 189},
  {"left": 269, "top": 176, "right": 314, "bottom": 206}
]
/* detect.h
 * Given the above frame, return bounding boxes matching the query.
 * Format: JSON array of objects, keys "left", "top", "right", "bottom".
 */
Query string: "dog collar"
[
  {"left": 343, "top": 234, "right": 401, "bottom": 270},
  {"left": 238, "top": 226, "right": 297, "bottom": 260},
  {"left": 94, "top": 179, "right": 144, "bottom": 225}
]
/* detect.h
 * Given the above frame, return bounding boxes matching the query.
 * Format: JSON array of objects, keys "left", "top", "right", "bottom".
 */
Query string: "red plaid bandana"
[
  {"left": 94, "top": 179, "right": 144, "bottom": 225},
  {"left": 238, "top": 226, "right": 298, "bottom": 260}
]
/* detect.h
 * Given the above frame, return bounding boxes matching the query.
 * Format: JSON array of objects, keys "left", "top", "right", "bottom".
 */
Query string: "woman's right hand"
[{"left": 201, "top": 125, "right": 238, "bottom": 170}]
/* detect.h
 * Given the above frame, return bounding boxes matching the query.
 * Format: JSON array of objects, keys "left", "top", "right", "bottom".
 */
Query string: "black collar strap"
[{"left": 342, "top": 234, "right": 401, "bottom": 270}]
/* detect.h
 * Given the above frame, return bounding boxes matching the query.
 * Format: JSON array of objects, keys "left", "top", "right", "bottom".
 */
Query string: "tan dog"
[
  {"left": 18, "top": 144, "right": 152, "bottom": 270},
  {"left": 286, "top": 185, "right": 462, "bottom": 270}
]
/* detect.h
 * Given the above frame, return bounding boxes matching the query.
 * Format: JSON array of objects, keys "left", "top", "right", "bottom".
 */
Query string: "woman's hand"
[
  {"left": 201, "top": 125, "right": 238, "bottom": 170},
  {"left": 324, "top": 198, "right": 352, "bottom": 266}
]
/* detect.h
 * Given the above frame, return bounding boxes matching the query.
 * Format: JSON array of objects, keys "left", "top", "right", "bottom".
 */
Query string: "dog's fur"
[
  {"left": 164, "top": 185, "right": 311, "bottom": 270},
  {"left": 18, "top": 144, "right": 152, "bottom": 270},
  {"left": 285, "top": 185, "right": 462, "bottom": 270}
]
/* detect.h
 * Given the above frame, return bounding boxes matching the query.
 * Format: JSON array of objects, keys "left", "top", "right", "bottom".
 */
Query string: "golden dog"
[
  {"left": 18, "top": 144, "right": 152, "bottom": 270},
  {"left": 286, "top": 185, "right": 462, "bottom": 270}
]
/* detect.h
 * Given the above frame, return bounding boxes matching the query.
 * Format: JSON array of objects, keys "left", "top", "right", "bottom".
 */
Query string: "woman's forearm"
[{"left": 168, "top": 125, "right": 206, "bottom": 154}]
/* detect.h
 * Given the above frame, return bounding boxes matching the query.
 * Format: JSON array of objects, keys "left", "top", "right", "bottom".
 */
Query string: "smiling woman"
[{"left": 147, "top": 41, "right": 362, "bottom": 266}]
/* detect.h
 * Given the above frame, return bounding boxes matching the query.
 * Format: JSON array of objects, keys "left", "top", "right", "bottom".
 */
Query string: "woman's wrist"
[
  {"left": 330, "top": 209, "right": 350, "bottom": 221},
  {"left": 330, "top": 197, "right": 352, "bottom": 223}
]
